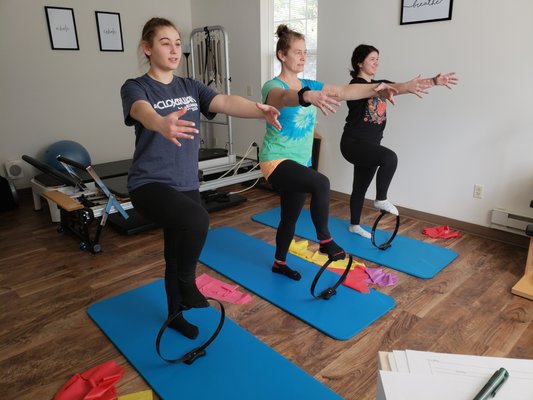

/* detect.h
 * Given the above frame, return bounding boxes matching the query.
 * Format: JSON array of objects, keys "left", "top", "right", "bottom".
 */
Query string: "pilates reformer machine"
[
  {"left": 25, "top": 155, "right": 134, "bottom": 224},
  {"left": 22, "top": 154, "right": 142, "bottom": 254},
  {"left": 190, "top": 25, "right": 265, "bottom": 192},
  {"left": 24, "top": 147, "right": 261, "bottom": 253}
]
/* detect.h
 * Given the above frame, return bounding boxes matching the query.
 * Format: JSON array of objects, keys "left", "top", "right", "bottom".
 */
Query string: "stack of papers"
[{"left": 376, "top": 350, "right": 533, "bottom": 400}]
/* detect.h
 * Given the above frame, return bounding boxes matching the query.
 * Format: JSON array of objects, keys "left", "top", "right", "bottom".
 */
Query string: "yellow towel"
[
  {"left": 289, "top": 239, "right": 365, "bottom": 270},
  {"left": 118, "top": 389, "right": 153, "bottom": 400}
]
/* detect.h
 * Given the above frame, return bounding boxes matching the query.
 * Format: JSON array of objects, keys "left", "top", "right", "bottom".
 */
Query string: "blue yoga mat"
[
  {"left": 252, "top": 208, "right": 457, "bottom": 279},
  {"left": 88, "top": 280, "right": 342, "bottom": 400},
  {"left": 199, "top": 227, "right": 395, "bottom": 340}
]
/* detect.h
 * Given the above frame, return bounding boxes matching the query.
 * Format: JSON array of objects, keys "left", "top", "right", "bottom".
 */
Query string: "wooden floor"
[{"left": 1, "top": 187, "right": 532, "bottom": 399}]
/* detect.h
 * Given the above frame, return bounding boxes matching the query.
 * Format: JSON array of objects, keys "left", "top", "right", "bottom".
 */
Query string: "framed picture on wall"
[
  {"left": 400, "top": 0, "right": 454, "bottom": 25},
  {"left": 95, "top": 11, "right": 124, "bottom": 52},
  {"left": 44, "top": 6, "right": 79, "bottom": 50}
]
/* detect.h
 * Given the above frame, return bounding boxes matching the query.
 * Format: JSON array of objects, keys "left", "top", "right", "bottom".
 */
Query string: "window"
[{"left": 271, "top": 0, "right": 318, "bottom": 79}]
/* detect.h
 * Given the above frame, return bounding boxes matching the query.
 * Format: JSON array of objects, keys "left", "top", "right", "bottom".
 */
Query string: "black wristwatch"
[{"left": 298, "top": 86, "right": 312, "bottom": 107}]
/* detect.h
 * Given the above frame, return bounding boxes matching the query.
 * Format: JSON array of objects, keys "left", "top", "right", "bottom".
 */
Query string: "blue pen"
[{"left": 472, "top": 367, "right": 509, "bottom": 400}]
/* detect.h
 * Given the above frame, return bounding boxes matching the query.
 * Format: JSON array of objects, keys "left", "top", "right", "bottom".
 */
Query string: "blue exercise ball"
[{"left": 43, "top": 140, "right": 91, "bottom": 173}]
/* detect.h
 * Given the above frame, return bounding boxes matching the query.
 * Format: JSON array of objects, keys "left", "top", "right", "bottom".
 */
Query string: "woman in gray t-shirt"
[{"left": 121, "top": 17, "right": 281, "bottom": 340}]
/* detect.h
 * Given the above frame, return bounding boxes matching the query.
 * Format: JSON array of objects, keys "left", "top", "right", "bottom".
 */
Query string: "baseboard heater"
[{"left": 491, "top": 208, "right": 533, "bottom": 236}]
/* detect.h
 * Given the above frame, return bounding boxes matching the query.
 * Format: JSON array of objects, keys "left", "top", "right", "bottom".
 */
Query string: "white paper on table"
[
  {"left": 377, "top": 370, "right": 486, "bottom": 400},
  {"left": 403, "top": 349, "right": 533, "bottom": 400},
  {"left": 392, "top": 350, "right": 410, "bottom": 372},
  {"left": 387, "top": 352, "right": 398, "bottom": 372}
]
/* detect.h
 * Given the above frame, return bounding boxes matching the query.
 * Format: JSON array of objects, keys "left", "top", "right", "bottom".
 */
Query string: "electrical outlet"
[
  {"left": 246, "top": 85, "right": 253, "bottom": 96},
  {"left": 473, "top": 184, "right": 484, "bottom": 199}
]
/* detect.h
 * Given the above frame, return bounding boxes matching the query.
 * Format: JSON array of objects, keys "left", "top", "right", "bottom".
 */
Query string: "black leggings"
[
  {"left": 267, "top": 160, "right": 331, "bottom": 262},
  {"left": 340, "top": 136, "right": 398, "bottom": 225},
  {"left": 129, "top": 183, "right": 209, "bottom": 313}
]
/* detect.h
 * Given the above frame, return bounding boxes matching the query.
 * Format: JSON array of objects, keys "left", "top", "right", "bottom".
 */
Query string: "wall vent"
[
  {"left": 5, "top": 160, "right": 25, "bottom": 179},
  {"left": 491, "top": 208, "right": 533, "bottom": 236}
]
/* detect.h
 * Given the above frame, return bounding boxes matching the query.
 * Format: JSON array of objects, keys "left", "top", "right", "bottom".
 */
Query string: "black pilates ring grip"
[
  {"left": 155, "top": 298, "right": 225, "bottom": 365},
  {"left": 310, "top": 255, "right": 353, "bottom": 300},
  {"left": 371, "top": 210, "right": 400, "bottom": 250}
]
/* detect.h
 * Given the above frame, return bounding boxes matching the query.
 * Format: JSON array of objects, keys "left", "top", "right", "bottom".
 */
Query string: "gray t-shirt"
[{"left": 121, "top": 74, "right": 218, "bottom": 192}]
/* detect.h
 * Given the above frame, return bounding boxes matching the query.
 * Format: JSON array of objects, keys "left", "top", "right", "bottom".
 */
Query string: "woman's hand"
[
  {"left": 405, "top": 75, "right": 432, "bottom": 99},
  {"left": 433, "top": 72, "right": 458, "bottom": 89},
  {"left": 157, "top": 107, "right": 199, "bottom": 147},
  {"left": 303, "top": 90, "right": 342, "bottom": 116},
  {"left": 256, "top": 103, "right": 282, "bottom": 130},
  {"left": 375, "top": 82, "right": 399, "bottom": 105}
]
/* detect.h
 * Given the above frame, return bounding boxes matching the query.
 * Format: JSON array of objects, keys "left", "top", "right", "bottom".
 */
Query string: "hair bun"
[{"left": 275, "top": 24, "right": 290, "bottom": 38}]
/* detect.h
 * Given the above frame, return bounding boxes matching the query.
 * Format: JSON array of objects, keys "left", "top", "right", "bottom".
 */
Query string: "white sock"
[
  {"left": 374, "top": 200, "right": 399, "bottom": 216},
  {"left": 349, "top": 224, "right": 371, "bottom": 239}
]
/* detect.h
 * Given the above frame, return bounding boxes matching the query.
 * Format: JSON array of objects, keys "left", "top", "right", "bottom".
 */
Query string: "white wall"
[
  {"left": 315, "top": 0, "right": 533, "bottom": 225},
  {"left": 0, "top": 0, "right": 191, "bottom": 188}
]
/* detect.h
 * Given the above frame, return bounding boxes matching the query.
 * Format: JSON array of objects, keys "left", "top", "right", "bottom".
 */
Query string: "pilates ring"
[
  {"left": 371, "top": 210, "right": 400, "bottom": 251},
  {"left": 155, "top": 298, "right": 225, "bottom": 365},
  {"left": 310, "top": 255, "right": 353, "bottom": 300}
]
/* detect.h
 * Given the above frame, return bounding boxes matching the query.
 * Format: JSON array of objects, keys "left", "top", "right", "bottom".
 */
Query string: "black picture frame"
[
  {"left": 400, "top": 0, "right": 454, "bottom": 25},
  {"left": 95, "top": 11, "right": 124, "bottom": 52},
  {"left": 44, "top": 6, "right": 79, "bottom": 50}
]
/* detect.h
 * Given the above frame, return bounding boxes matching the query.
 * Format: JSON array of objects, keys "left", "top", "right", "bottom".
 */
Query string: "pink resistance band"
[
  {"left": 422, "top": 225, "right": 460, "bottom": 239},
  {"left": 54, "top": 360, "right": 124, "bottom": 400},
  {"left": 328, "top": 265, "right": 398, "bottom": 294},
  {"left": 196, "top": 273, "right": 253, "bottom": 305}
]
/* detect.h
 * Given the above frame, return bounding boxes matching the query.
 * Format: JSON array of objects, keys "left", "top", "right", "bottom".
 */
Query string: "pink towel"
[{"left": 196, "top": 273, "right": 252, "bottom": 305}]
